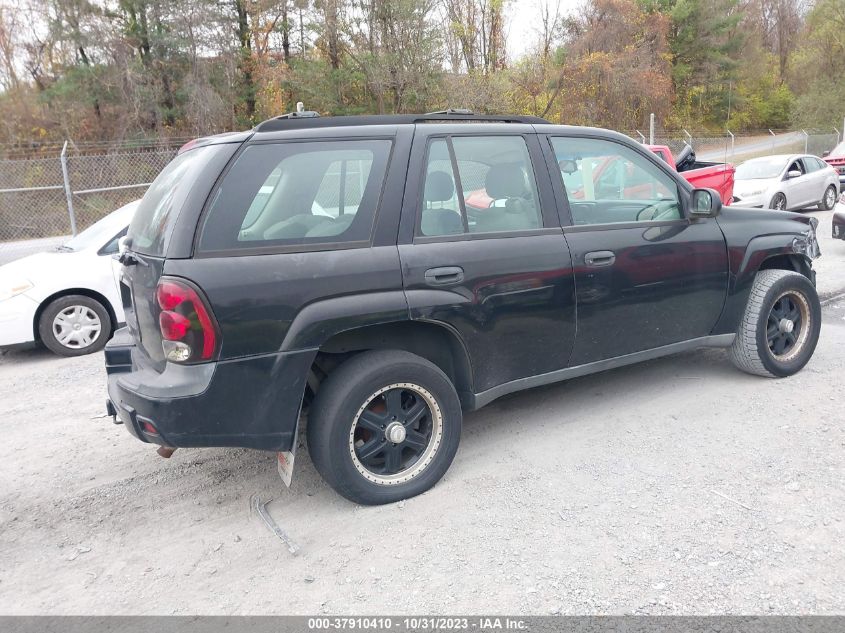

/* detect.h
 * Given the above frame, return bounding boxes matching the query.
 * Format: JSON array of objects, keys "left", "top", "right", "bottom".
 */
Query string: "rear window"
[
  {"left": 198, "top": 140, "right": 391, "bottom": 253},
  {"left": 128, "top": 145, "right": 227, "bottom": 256}
]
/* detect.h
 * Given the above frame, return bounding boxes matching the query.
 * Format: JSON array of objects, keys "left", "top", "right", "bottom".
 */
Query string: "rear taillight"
[{"left": 155, "top": 278, "right": 219, "bottom": 363}]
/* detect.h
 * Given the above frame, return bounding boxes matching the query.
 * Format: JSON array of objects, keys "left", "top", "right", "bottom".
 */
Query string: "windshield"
[
  {"left": 62, "top": 202, "right": 136, "bottom": 252},
  {"left": 128, "top": 145, "right": 224, "bottom": 256},
  {"left": 736, "top": 157, "right": 788, "bottom": 180}
]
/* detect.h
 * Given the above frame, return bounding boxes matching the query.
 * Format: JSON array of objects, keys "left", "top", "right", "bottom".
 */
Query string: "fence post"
[
  {"left": 649, "top": 113, "right": 655, "bottom": 145},
  {"left": 727, "top": 130, "right": 735, "bottom": 159},
  {"left": 835, "top": 127, "right": 841, "bottom": 144},
  {"left": 801, "top": 129, "right": 809, "bottom": 154},
  {"left": 60, "top": 141, "right": 77, "bottom": 236},
  {"left": 683, "top": 129, "right": 692, "bottom": 147},
  {"left": 769, "top": 129, "right": 775, "bottom": 152},
  {"left": 635, "top": 130, "right": 646, "bottom": 144}
]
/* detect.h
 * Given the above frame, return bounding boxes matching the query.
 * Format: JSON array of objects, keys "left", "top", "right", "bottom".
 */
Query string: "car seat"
[{"left": 421, "top": 171, "right": 463, "bottom": 236}]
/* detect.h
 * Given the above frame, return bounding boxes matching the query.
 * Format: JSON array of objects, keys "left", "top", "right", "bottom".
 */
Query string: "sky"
[{"left": 506, "top": 0, "right": 584, "bottom": 59}]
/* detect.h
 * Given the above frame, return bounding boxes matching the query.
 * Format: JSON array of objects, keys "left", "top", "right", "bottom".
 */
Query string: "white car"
[
  {"left": 0, "top": 200, "right": 138, "bottom": 356},
  {"left": 732, "top": 154, "right": 839, "bottom": 211}
]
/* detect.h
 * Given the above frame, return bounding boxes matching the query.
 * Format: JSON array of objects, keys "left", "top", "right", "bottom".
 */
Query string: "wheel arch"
[
  {"left": 758, "top": 253, "right": 813, "bottom": 280},
  {"left": 32, "top": 287, "right": 118, "bottom": 341},
  {"left": 712, "top": 238, "right": 816, "bottom": 337},
  {"left": 312, "top": 320, "right": 475, "bottom": 409}
]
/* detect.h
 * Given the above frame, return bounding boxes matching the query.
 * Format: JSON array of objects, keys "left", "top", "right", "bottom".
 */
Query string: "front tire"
[
  {"left": 729, "top": 270, "right": 820, "bottom": 377},
  {"left": 307, "top": 350, "right": 462, "bottom": 505},
  {"left": 819, "top": 185, "right": 837, "bottom": 211},
  {"left": 38, "top": 294, "right": 112, "bottom": 357},
  {"left": 770, "top": 193, "right": 787, "bottom": 211}
]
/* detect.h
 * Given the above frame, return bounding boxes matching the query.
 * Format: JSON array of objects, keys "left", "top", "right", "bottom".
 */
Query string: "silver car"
[{"left": 732, "top": 154, "right": 840, "bottom": 211}]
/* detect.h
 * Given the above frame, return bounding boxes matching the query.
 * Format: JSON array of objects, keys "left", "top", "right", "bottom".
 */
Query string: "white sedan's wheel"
[
  {"left": 38, "top": 295, "right": 112, "bottom": 357},
  {"left": 52, "top": 305, "right": 102, "bottom": 349},
  {"left": 820, "top": 185, "right": 837, "bottom": 211}
]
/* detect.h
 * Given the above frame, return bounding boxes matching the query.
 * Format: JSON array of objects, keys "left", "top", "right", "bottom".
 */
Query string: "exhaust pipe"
[{"left": 157, "top": 446, "right": 177, "bottom": 458}]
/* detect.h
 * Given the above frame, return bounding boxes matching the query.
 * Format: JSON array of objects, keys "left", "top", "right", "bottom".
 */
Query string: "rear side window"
[
  {"left": 199, "top": 140, "right": 391, "bottom": 253},
  {"left": 419, "top": 136, "right": 542, "bottom": 237},
  {"left": 128, "top": 145, "right": 226, "bottom": 256}
]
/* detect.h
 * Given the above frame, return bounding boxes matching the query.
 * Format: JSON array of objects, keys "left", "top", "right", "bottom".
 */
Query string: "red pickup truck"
[{"left": 648, "top": 144, "right": 735, "bottom": 205}]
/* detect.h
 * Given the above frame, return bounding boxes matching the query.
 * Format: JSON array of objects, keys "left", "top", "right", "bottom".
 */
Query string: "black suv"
[{"left": 105, "top": 111, "right": 822, "bottom": 505}]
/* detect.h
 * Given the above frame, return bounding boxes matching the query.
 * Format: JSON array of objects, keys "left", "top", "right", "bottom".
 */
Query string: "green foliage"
[
  {"left": 0, "top": 0, "right": 834, "bottom": 144},
  {"left": 789, "top": 0, "right": 845, "bottom": 129}
]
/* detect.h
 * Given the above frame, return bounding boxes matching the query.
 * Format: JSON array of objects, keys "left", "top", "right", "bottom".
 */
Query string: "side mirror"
[
  {"left": 690, "top": 188, "right": 722, "bottom": 218},
  {"left": 558, "top": 159, "right": 578, "bottom": 174},
  {"left": 787, "top": 169, "right": 802, "bottom": 179}
]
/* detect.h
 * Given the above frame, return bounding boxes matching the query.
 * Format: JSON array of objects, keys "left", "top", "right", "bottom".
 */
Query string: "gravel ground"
[
  {"left": 1, "top": 214, "right": 844, "bottom": 615},
  {"left": 0, "top": 298, "right": 843, "bottom": 615}
]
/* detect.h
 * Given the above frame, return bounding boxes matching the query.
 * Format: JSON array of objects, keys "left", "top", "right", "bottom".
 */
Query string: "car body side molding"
[{"left": 469, "top": 333, "right": 736, "bottom": 410}]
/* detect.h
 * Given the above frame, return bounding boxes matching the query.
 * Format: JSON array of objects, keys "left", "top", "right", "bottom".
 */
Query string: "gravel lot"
[{"left": 1, "top": 212, "right": 844, "bottom": 616}]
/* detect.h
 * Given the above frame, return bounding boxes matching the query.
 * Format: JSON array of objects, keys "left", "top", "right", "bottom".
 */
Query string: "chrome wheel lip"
[
  {"left": 52, "top": 305, "right": 102, "bottom": 349},
  {"left": 767, "top": 290, "right": 811, "bottom": 363},
  {"left": 348, "top": 382, "right": 443, "bottom": 486}
]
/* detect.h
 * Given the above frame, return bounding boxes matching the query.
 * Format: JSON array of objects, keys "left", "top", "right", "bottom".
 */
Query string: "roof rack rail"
[
  {"left": 425, "top": 108, "right": 475, "bottom": 116},
  {"left": 253, "top": 112, "right": 549, "bottom": 133}
]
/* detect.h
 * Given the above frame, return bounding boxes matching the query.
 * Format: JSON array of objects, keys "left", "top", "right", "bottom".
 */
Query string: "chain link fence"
[
  {"left": 0, "top": 141, "right": 181, "bottom": 264},
  {"left": 624, "top": 130, "right": 841, "bottom": 164}
]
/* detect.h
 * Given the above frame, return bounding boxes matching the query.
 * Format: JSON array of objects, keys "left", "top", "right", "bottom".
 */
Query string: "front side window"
[
  {"left": 419, "top": 136, "right": 542, "bottom": 237},
  {"left": 199, "top": 140, "right": 391, "bottom": 252},
  {"left": 551, "top": 137, "right": 682, "bottom": 225},
  {"left": 787, "top": 160, "right": 805, "bottom": 176}
]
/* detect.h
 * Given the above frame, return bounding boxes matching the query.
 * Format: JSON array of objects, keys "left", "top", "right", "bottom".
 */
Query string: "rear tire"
[
  {"left": 770, "top": 193, "right": 787, "bottom": 211},
  {"left": 729, "top": 270, "right": 820, "bottom": 377},
  {"left": 38, "top": 294, "right": 112, "bottom": 357},
  {"left": 307, "top": 350, "right": 462, "bottom": 505},
  {"left": 819, "top": 185, "right": 837, "bottom": 211}
]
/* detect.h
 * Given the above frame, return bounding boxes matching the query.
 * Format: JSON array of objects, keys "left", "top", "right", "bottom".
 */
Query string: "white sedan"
[
  {"left": 0, "top": 200, "right": 138, "bottom": 356},
  {"left": 732, "top": 154, "right": 840, "bottom": 211}
]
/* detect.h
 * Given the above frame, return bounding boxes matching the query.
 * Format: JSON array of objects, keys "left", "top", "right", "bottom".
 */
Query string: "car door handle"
[
  {"left": 584, "top": 250, "right": 616, "bottom": 267},
  {"left": 424, "top": 266, "right": 464, "bottom": 286}
]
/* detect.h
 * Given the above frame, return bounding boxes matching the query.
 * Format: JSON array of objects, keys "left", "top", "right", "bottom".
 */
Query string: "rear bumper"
[{"left": 105, "top": 327, "right": 315, "bottom": 451}]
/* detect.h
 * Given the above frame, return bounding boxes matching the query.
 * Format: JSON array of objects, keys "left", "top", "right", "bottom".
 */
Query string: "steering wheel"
[{"left": 636, "top": 200, "right": 678, "bottom": 222}]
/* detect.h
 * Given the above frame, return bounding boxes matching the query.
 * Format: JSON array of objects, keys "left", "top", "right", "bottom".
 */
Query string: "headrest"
[
  {"left": 486, "top": 164, "right": 528, "bottom": 199},
  {"left": 424, "top": 171, "right": 455, "bottom": 202}
]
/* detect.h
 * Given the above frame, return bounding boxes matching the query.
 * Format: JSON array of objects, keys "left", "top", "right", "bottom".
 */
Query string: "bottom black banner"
[{"left": 1, "top": 616, "right": 844, "bottom": 633}]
